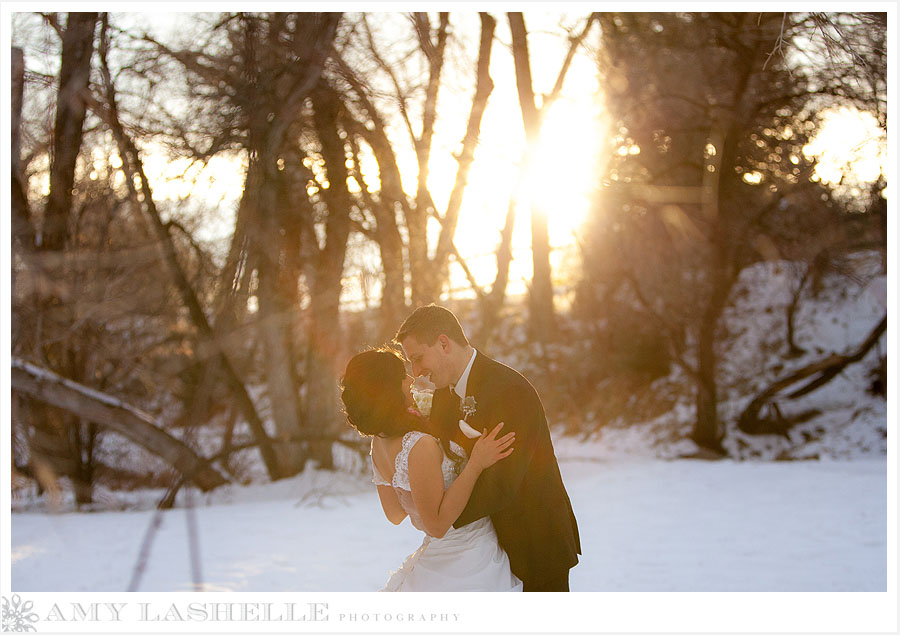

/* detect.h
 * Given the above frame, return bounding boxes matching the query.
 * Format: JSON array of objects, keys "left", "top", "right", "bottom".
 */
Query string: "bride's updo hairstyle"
[
  {"left": 340, "top": 348, "right": 465, "bottom": 471},
  {"left": 341, "top": 348, "right": 421, "bottom": 438}
]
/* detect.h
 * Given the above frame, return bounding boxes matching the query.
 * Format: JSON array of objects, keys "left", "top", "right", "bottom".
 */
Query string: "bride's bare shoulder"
[{"left": 406, "top": 433, "right": 442, "bottom": 465}]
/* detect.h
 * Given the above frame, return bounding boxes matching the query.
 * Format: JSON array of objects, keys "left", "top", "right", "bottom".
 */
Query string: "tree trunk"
[
  {"left": 28, "top": 13, "right": 99, "bottom": 504},
  {"left": 529, "top": 208, "right": 555, "bottom": 339},
  {"left": 350, "top": 119, "right": 408, "bottom": 338},
  {"left": 786, "top": 266, "right": 810, "bottom": 356},
  {"left": 691, "top": 275, "right": 729, "bottom": 453},
  {"left": 478, "top": 13, "right": 595, "bottom": 345},
  {"left": 688, "top": 21, "right": 759, "bottom": 450},
  {"left": 12, "top": 358, "right": 229, "bottom": 491},
  {"left": 251, "top": 156, "right": 306, "bottom": 477},
  {"left": 508, "top": 12, "right": 554, "bottom": 341},
  {"left": 477, "top": 192, "right": 517, "bottom": 346},
  {"left": 303, "top": 87, "right": 354, "bottom": 469},
  {"left": 237, "top": 13, "right": 349, "bottom": 477},
  {"left": 411, "top": 13, "right": 450, "bottom": 305},
  {"left": 42, "top": 12, "right": 98, "bottom": 252},
  {"left": 691, "top": 153, "right": 726, "bottom": 452},
  {"left": 12, "top": 46, "right": 24, "bottom": 172},
  {"left": 690, "top": 123, "right": 732, "bottom": 455},
  {"left": 11, "top": 45, "right": 31, "bottom": 347},
  {"left": 240, "top": 14, "right": 341, "bottom": 476},
  {"left": 378, "top": 220, "right": 407, "bottom": 341}
]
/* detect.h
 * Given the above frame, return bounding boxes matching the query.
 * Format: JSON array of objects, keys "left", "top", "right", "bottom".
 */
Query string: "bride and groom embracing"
[{"left": 340, "top": 304, "right": 581, "bottom": 592}]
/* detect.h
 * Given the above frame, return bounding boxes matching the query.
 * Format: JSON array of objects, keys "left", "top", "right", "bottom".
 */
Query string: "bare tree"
[
  {"left": 507, "top": 12, "right": 554, "bottom": 342},
  {"left": 142, "top": 13, "right": 344, "bottom": 477},
  {"left": 96, "top": 13, "right": 288, "bottom": 480},
  {"left": 333, "top": 13, "right": 496, "bottom": 336},
  {"left": 21, "top": 12, "right": 100, "bottom": 504},
  {"left": 478, "top": 12, "right": 598, "bottom": 345},
  {"left": 580, "top": 12, "right": 886, "bottom": 452}
]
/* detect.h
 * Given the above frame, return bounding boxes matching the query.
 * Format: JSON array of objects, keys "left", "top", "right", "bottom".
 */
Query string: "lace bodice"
[{"left": 371, "top": 431, "right": 467, "bottom": 533}]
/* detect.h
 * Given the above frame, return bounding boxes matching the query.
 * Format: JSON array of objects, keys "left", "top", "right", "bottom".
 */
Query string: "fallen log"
[
  {"left": 738, "top": 315, "right": 887, "bottom": 435},
  {"left": 11, "top": 357, "right": 228, "bottom": 491}
]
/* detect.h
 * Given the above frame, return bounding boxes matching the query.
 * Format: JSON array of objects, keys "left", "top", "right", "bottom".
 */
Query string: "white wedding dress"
[{"left": 372, "top": 430, "right": 523, "bottom": 592}]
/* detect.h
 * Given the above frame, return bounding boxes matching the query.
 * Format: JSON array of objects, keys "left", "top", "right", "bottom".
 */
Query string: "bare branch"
[
  {"left": 544, "top": 13, "right": 599, "bottom": 110},
  {"left": 762, "top": 12, "right": 788, "bottom": 71},
  {"left": 433, "top": 12, "right": 496, "bottom": 274},
  {"left": 361, "top": 15, "right": 417, "bottom": 147},
  {"left": 450, "top": 246, "right": 487, "bottom": 301}
]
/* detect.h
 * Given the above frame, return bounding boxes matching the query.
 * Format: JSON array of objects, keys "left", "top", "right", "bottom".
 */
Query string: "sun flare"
[
  {"left": 803, "top": 106, "right": 885, "bottom": 187},
  {"left": 529, "top": 98, "right": 604, "bottom": 246}
]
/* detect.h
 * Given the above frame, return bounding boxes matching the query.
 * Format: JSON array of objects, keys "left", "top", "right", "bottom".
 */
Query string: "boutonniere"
[
  {"left": 458, "top": 396, "right": 481, "bottom": 439},
  {"left": 461, "top": 396, "right": 477, "bottom": 419}
]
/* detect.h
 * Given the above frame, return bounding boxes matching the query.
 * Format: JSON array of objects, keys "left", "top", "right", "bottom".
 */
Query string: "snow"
[
  {"left": 715, "top": 259, "right": 887, "bottom": 460},
  {"left": 11, "top": 451, "right": 887, "bottom": 593},
  {"left": 551, "top": 256, "right": 888, "bottom": 462},
  {"left": 5, "top": 255, "right": 892, "bottom": 631}
]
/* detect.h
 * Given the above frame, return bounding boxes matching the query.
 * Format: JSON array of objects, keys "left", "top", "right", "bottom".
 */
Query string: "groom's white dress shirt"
[
  {"left": 451, "top": 348, "right": 477, "bottom": 400},
  {"left": 452, "top": 349, "right": 481, "bottom": 439}
]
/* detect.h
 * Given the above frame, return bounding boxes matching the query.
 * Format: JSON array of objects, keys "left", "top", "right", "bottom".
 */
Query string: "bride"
[{"left": 341, "top": 348, "right": 523, "bottom": 592}]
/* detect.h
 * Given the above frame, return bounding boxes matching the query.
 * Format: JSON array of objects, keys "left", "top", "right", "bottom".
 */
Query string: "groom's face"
[{"left": 400, "top": 334, "right": 453, "bottom": 388}]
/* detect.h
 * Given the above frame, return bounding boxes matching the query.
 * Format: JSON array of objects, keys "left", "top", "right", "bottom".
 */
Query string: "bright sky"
[
  {"left": 12, "top": 11, "right": 887, "bottom": 308},
  {"left": 135, "top": 11, "right": 606, "bottom": 305},
  {"left": 131, "top": 13, "right": 885, "bottom": 309}
]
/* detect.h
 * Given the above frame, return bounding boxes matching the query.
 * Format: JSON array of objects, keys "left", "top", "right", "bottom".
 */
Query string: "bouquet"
[{"left": 410, "top": 375, "right": 435, "bottom": 416}]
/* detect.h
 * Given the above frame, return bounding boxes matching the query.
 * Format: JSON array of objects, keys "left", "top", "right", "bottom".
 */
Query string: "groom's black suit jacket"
[{"left": 432, "top": 350, "right": 581, "bottom": 587}]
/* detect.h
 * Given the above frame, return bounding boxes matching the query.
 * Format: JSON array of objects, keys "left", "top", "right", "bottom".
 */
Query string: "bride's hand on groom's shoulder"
[{"left": 469, "top": 422, "right": 515, "bottom": 472}]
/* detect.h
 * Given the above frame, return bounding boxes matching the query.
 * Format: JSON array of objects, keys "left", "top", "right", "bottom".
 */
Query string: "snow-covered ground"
[
  {"left": 9, "top": 257, "right": 890, "bottom": 596},
  {"left": 11, "top": 449, "right": 887, "bottom": 593}
]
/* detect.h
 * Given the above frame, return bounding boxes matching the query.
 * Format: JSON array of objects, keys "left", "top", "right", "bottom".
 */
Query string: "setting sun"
[
  {"left": 803, "top": 106, "right": 886, "bottom": 187},
  {"left": 529, "top": 97, "right": 604, "bottom": 245}
]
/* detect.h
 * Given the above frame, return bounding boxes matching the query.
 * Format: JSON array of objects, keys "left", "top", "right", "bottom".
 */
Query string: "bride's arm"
[
  {"left": 407, "top": 426, "right": 514, "bottom": 539},
  {"left": 375, "top": 484, "right": 408, "bottom": 525},
  {"left": 371, "top": 438, "right": 407, "bottom": 525}
]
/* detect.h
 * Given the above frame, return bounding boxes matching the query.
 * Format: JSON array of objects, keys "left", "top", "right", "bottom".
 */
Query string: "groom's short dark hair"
[{"left": 395, "top": 304, "right": 470, "bottom": 346}]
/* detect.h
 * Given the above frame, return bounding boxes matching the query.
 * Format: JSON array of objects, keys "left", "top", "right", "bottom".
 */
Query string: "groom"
[{"left": 396, "top": 304, "right": 581, "bottom": 592}]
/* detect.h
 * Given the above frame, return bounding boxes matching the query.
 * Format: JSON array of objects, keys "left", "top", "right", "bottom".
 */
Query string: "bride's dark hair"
[
  {"left": 341, "top": 348, "right": 421, "bottom": 438},
  {"left": 340, "top": 348, "right": 463, "bottom": 468}
]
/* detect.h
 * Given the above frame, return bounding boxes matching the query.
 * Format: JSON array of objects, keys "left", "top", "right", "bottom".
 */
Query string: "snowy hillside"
[{"left": 551, "top": 254, "right": 888, "bottom": 461}]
